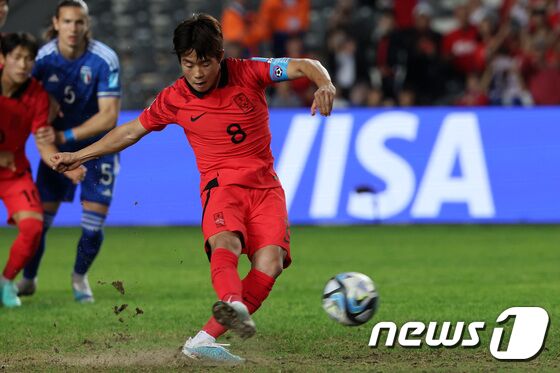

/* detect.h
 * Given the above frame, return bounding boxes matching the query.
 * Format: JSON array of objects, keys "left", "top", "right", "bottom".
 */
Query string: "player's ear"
[
  {"left": 218, "top": 49, "right": 225, "bottom": 63},
  {"left": 52, "top": 16, "right": 59, "bottom": 31},
  {"left": 0, "top": 54, "right": 4, "bottom": 66}
]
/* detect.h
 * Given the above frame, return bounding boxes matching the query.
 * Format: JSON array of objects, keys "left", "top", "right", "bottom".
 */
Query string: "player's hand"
[
  {"left": 35, "top": 126, "right": 56, "bottom": 145},
  {"left": 50, "top": 152, "right": 82, "bottom": 173},
  {"left": 63, "top": 165, "right": 87, "bottom": 184},
  {"left": 0, "top": 151, "right": 16, "bottom": 172},
  {"left": 311, "top": 83, "right": 336, "bottom": 117}
]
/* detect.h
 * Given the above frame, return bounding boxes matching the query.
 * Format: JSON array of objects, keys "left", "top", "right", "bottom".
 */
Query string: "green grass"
[{"left": 0, "top": 225, "right": 559, "bottom": 372}]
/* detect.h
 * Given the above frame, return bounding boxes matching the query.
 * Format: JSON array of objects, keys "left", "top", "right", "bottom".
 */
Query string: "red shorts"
[
  {"left": 0, "top": 173, "right": 43, "bottom": 225},
  {"left": 201, "top": 182, "right": 291, "bottom": 268}
]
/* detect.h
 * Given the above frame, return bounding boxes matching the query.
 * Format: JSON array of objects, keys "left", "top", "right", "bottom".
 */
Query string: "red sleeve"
[
  {"left": 234, "top": 59, "right": 273, "bottom": 90},
  {"left": 31, "top": 87, "right": 50, "bottom": 134},
  {"left": 138, "top": 86, "right": 178, "bottom": 132}
]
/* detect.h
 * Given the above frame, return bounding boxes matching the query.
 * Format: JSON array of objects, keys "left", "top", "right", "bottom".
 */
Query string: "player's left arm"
[
  {"left": 286, "top": 58, "right": 336, "bottom": 116},
  {"left": 57, "top": 97, "right": 120, "bottom": 144}
]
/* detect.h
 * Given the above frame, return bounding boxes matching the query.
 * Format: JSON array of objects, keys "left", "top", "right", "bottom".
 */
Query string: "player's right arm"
[{"left": 51, "top": 118, "right": 148, "bottom": 172}]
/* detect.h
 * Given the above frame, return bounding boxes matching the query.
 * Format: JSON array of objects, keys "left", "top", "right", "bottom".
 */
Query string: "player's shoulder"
[
  {"left": 226, "top": 57, "right": 265, "bottom": 68},
  {"left": 224, "top": 57, "right": 264, "bottom": 80},
  {"left": 28, "top": 77, "right": 46, "bottom": 92},
  {"left": 160, "top": 77, "right": 191, "bottom": 103},
  {"left": 228, "top": 57, "right": 287, "bottom": 72},
  {"left": 167, "top": 77, "right": 187, "bottom": 93},
  {"left": 87, "top": 39, "right": 119, "bottom": 70},
  {"left": 20, "top": 77, "right": 48, "bottom": 104},
  {"left": 30, "top": 77, "right": 48, "bottom": 96},
  {"left": 36, "top": 39, "right": 58, "bottom": 61},
  {"left": 228, "top": 57, "right": 291, "bottom": 83}
]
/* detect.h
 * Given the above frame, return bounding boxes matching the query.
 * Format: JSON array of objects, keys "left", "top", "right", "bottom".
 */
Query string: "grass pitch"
[{"left": 0, "top": 225, "right": 558, "bottom": 372}]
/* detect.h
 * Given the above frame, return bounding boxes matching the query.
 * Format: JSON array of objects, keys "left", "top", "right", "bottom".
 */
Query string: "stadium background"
[{"left": 2, "top": 0, "right": 560, "bottom": 225}]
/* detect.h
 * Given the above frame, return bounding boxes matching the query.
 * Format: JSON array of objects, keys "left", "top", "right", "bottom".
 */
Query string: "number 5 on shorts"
[{"left": 100, "top": 163, "right": 113, "bottom": 186}]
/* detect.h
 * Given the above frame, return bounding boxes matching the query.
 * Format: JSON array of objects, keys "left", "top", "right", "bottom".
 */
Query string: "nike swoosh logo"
[{"left": 191, "top": 112, "right": 207, "bottom": 122}]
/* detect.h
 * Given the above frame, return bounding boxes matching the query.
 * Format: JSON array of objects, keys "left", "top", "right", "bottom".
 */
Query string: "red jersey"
[
  {"left": 0, "top": 73, "right": 50, "bottom": 180},
  {"left": 442, "top": 26, "right": 480, "bottom": 74},
  {"left": 139, "top": 58, "right": 285, "bottom": 191}
]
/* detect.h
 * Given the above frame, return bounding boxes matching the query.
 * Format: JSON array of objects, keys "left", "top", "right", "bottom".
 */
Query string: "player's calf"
[
  {"left": 3, "top": 218, "right": 42, "bottom": 279},
  {"left": 4, "top": 218, "right": 42, "bottom": 302},
  {"left": 22, "top": 211, "right": 56, "bottom": 284}
]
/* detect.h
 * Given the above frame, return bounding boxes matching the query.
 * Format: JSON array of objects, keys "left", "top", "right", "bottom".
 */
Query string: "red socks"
[
  {"left": 210, "top": 248, "right": 243, "bottom": 303},
  {"left": 203, "top": 268, "right": 276, "bottom": 338},
  {"left": 241, "top": 268, "right": 275, "bottom": 314},
  {"left": 3, "top": 218, "right": 43, "bottom": 280}
]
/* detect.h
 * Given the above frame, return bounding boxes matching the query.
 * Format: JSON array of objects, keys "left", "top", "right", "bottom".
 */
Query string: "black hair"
[
  {"left": 45, "top": 0, "right": 90, "bottom": 41},
  {"left": 0, "top": 32, "right": 39, "bottom": 58},
  {"left": 173, "top": 13, "right": 223, "bottom": 62}
]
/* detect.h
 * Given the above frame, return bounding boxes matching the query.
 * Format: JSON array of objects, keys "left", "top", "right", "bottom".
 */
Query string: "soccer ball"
[{"left": 322, "top": 272, "right": 379, "bottom": 326}]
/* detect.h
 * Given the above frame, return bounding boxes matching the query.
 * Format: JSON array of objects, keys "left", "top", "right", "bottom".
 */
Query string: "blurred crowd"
[{"left": 221, "top": 0, "right": 560, "bottom": 108}]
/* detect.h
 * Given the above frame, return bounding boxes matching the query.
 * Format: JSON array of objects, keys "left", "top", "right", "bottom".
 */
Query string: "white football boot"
[
  {"left": 182, "top": 337, "right": 244, "bottom": 364},
  {"left": 71, "top": 273, "right": 94, "bottom": 303}
]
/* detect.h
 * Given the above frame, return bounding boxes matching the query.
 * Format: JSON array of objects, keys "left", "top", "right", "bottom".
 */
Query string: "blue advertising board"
[{"left": 1, "top": 108, "right": 558, "bottom": 225}]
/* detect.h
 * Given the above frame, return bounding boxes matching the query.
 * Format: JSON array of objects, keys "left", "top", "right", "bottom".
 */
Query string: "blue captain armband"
[{"left": 251, "top": 57, "right": 291, "bottom": 82}]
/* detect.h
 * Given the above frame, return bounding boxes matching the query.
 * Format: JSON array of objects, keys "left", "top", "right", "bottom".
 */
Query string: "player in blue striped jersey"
[{"left": 17, "top": 0, "right": 121, "bottom": 303}]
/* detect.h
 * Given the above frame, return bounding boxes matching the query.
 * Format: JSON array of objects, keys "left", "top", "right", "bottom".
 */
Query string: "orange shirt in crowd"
[
  {"left": 222, "top": 2, "right": 261, "bottom": 49},
  {"left": 257, "top": 0, "right": 310, "bottom": 39}
]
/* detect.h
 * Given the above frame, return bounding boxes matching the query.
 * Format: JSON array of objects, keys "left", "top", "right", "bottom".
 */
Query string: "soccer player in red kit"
[
  {"left": 49, "top": 14, "right": 335, "bottom": 362},
  {"left": 0, "top": 32, "right": 85, "bottom": 307}
]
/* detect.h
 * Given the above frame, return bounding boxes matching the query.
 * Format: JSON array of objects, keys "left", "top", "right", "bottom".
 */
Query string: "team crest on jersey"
[
  {"left": 214, "top": 212, "right": 226, "bottom": 227},
  {"left": 233, "top": 93, "right": 255, "bottom": 113},
  {"left": 80, "top": 66, "right": 92, "bottom": 85}
]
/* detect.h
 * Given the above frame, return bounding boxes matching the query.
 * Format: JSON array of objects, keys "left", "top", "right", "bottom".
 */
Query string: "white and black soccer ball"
[{"left": 322, "top": 272, "right": 379, "bottom": 326}]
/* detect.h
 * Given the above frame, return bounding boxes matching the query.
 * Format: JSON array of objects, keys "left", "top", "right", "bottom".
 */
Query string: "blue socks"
[{"left": 74, "top": 210, "right": 106, "bottom": 275}]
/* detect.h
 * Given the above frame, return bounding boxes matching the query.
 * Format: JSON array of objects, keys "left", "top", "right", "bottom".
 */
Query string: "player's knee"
[
  {"left": 17, "top": 218, "right": 43, "bottom": 255},
  {"left": 209, "top": 232, "right": 243, "bottom": 255},
  {"left": 253, "top": 251, "right": 284, "bottom": 279},
  {"left": 254, "top": 260, "right": 283, "bottom": 279}
]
